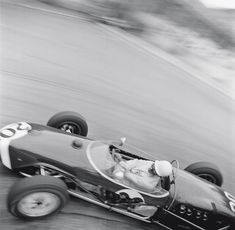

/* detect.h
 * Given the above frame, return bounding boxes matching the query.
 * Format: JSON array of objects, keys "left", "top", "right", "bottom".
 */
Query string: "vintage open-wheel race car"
[{"left": 0, "top": 111, "right": 234, "bottom": 230}]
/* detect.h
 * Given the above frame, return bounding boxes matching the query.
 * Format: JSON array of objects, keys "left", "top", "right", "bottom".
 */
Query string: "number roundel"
[{"left": 0, "top": 122, "right": 31, "bottom": 169}]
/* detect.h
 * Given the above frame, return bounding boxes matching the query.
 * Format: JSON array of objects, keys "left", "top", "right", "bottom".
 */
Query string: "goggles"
[{"left": 148, "top": 163, "right": 159, "bottom": 176}]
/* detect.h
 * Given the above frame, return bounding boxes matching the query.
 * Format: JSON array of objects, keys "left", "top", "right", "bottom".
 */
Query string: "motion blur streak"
[{"left": 0, "top": 0, "right": 234, "bottom": 230}]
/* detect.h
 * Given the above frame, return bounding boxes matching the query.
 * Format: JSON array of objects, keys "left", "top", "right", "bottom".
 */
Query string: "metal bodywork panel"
[
  {"left": 6, "top": 124, "right": 170, "bottom": 205},
  {"left": 1, "top": 122, "right": 234, "bottom": 229}
]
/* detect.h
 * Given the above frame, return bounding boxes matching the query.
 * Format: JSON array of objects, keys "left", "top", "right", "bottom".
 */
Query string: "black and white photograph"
[{"left": 0, "top": 0, "right": 235, "bottom": 229}]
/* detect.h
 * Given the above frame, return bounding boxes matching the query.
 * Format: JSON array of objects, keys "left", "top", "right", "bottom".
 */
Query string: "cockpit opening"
[{"left": 86, "top": 141, "right": 170, "bottom": 198}]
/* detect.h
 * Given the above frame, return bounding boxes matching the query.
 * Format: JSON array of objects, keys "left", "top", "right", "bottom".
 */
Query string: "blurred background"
[
  {"left": 0, "top": 0, "right": 234, "bottom": 229},
  {"left": 40, "top": 0, "right": 235, "bottom": 94}
]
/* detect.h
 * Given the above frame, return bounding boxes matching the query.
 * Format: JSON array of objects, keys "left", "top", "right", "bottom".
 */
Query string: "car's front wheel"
[
  {"left": 7, "top": 176, "right": 69, "bottom": 219},
  {"left": 47, "top": 111, "right": 88, "bottom": 136},
  {"left": 184, "top": 162, "right": 223, "bottom": 186}
]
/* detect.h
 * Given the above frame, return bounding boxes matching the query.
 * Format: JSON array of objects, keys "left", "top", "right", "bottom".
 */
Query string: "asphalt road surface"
[{"left": 0, "top": 0, "right": 234, "bottom": 229}]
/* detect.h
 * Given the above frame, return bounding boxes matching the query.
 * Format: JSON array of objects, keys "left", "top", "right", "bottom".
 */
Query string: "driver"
[{"left": 112, "top": 156, "right": 173, "bottom": 193}]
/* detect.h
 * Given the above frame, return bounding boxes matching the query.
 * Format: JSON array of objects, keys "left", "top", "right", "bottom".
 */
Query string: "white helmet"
[{"left": 154, "top": 160, "right": 172, "bottom": 177}]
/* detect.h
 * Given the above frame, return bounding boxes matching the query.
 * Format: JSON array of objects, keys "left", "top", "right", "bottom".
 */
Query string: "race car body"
[{"left": 0, "top": 112, "right": 234, "bottom": 230}]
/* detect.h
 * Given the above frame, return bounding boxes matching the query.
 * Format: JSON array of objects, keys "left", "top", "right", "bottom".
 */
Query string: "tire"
[
  {"left": 7, "top": 176, "right": 69, "bottom": 219},
  {"left": 184, "top": 162, "right": 223, "bottom": 186},
  {"left": 47, "top": 111, "right": 88, "bottom": 136}
]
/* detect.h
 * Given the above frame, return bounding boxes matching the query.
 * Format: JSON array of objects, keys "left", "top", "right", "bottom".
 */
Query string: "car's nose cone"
[{"left": 0, "top": 122, "right": 32, "bottom": 169}]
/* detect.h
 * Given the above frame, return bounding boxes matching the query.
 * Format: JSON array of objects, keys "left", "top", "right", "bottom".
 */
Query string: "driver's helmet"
[{"left": 154, "top": 160, "right": 172, "bottom": 177}]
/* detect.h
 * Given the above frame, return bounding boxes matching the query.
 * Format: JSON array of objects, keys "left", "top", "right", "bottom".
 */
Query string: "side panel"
[
  {"left": 154, "top": 209, "right": 205, "bottom": 230},
  {"left": 8, "top": 123, "right": 93, "bottom": 169}
]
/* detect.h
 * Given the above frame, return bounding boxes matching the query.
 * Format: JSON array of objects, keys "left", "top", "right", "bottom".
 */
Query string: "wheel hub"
[
  {"left": 60, "top": 124, "right": 74, "bottom": 133},
  {"left": 17, "top": 192, "right": 60, "bottom": 217},
  {"left": 58, "top": 122, "right": 81, "bottom": 134}
]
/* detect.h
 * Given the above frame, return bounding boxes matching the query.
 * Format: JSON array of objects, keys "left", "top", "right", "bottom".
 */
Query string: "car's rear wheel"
[
  {"left": 47, "top": 111, "right": 88, "bottom": 136},
  {"left": 184, "top": 162, "right": 223, "bottom": 186},
  {"left": 7, "top": 176, "right": 69, "bottom": 219}
]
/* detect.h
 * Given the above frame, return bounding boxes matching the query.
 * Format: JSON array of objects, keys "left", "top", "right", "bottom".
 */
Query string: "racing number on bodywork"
[
  {"left": 0, "top": 123, "right": 30, "bottom": 139},
  {"left": 224, "top": 191, "right": 235, "bottom": 212},
  {"left": 0, "top": 122, "right": 31, "bottom": 169}
]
